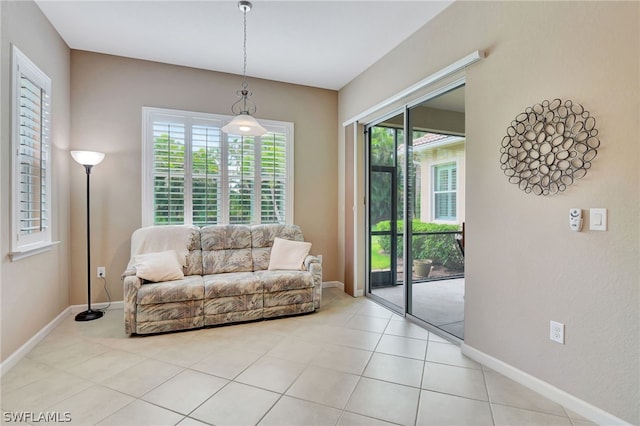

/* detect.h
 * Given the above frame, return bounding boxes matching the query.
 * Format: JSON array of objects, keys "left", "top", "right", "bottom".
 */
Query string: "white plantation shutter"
[
  {"left": 11, "top": 46, "right": 53, "bottom": 258},
  {"left": 260, "top": 130, "right": 287, "bottom": 224},
  {"left": 18, "top": 75, "right": 47, "bottom": 234},
  {"left": 152, "top": 119, "right": 186, "bottom": 224},
  {"left": 433, "top": 162, "right": 457, "bottom": 221},
  {"left": 192, "top": 121, "right": 222, "bottom": 225},
  {"left": 227, "top": 135, "right": 256, "bottom": 224},
  {"left": 143, "top": 108, "right": 293, "bottom": 226}
]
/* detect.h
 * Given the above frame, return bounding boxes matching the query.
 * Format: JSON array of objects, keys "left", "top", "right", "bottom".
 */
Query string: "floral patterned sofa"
[{"left": 122, "top": 224, "right": 322, "bottom": 335}]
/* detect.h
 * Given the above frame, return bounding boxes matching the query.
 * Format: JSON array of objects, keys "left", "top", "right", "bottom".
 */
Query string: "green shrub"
[{"left": 376, "top": 220, "right": 462, "bottom": 268}]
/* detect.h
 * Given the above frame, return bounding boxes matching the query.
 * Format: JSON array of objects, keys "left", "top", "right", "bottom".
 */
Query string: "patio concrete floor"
[{"left": 371, "top": 278, "right": 464, "bottom": 339}]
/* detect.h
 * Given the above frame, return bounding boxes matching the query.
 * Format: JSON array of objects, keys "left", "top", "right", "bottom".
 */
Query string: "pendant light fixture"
[{"left": 222, "top": 0, "right": 268, "bottom": 137}]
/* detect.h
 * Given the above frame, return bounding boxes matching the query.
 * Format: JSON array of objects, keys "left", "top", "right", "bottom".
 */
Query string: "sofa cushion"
[
  {"left": 251, "top": 224, "right": 304, "bottom": 271},
  {"left": 137, "top": 299, "right": 204, "bottom": 323},
  {"left": 202, "top": 249, "right": 254, "bottom": 275},
  {"left": 263, "top": 288, "right": 314, "bottom": 308},
  {"left": 204, "top": 272, "right": 263, "bottom": 297},
  {"left": 137, "top": 275, "right": 204, "bottom": 305},
  {"left": 204, "top": 293, "right": 263, "bottom": 315},
  {"left": 268, "top": 238, "right": 311, "bottom": 271},
  {"left": 128, "top": 225, "right": 202, "bottom": 276},
  {"left": 201, "top": 225, "right": 253, "bottom": 274},
  {"left": 133, "top": 250, "right": 184, "bottom": 282},
  {"left": 255, "top": 270, "right": 314, "bottom": 292},
  {"left": 201, "top": 224, "right": 252, "bottom": 250}
]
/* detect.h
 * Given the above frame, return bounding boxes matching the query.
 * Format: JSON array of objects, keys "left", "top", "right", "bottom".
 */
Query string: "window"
[
  {"left": 142, "top": 107, "right": 293, "bottom": 226},
  {"left": 433, "top": 162, "right": 457, "bottom": 221},
  {"left": 10, "top": 46, "right": 53, "bottom": 259}
]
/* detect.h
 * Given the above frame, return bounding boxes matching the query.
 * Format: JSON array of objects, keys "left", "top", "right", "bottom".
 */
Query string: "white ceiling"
[{"left": 35, "top": 0, "right": 454, "bottom": 90}]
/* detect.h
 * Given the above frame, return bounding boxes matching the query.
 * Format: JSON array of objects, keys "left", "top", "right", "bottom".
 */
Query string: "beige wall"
[
  {"left": 339, "top": 1, "right": 638, "bottom": 423},
  {"left": 69, "top": 51, "right": 339, "bottom": 304},
  {"left": 0, "top": 1, "right": 71, "bottom": 361}
]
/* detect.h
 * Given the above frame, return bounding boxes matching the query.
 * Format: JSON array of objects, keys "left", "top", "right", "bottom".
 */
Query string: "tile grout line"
[
  {"left": 414, "top": 334, "right": 430, "bottom": 426},
  {"left": 481, "top": 367, "right": 498, "bottom": 426}
]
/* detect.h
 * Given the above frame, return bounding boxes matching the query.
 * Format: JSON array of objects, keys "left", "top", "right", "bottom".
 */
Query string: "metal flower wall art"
[{"left": 500, "top": 99, "right": 600, "bottom": 195}]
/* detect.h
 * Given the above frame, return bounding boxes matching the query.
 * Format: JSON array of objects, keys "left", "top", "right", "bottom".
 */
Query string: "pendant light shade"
[
  {"left": 222, "top": 1, "right": 267, "bottom": 137},
  {"left": 222, "top": 112, "right": 268, "bottom": 136}
]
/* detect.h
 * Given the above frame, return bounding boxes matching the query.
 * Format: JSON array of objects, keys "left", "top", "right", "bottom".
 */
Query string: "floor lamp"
[{"left": 71, "top": 150, "right": 105, "bottom": 322}]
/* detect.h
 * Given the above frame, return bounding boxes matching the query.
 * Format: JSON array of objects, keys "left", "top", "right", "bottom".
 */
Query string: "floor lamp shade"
[
  {"left": 71, "top": 150, "right": 105, "bottom": 166},
  {"left": 71, "top": 150, "right": 105, "bottom": 321}
]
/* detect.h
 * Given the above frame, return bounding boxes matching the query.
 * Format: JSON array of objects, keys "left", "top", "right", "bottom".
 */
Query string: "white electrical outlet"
[
  {"left": 550, "top": 321, "right": 565, "bottom": 344},
  {"left": 97, "top": 266, "right": 106, "bottom": 278}
]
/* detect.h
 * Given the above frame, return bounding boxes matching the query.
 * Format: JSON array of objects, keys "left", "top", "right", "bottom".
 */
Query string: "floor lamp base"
[{"left": 75, "top": 309, "right": 104, "bottom": 322}]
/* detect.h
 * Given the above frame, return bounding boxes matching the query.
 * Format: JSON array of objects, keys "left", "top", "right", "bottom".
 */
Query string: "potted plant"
[
  {"left": 413, "top": 258, "right": 433, "bottom": 278},
  {"left": 412, "top": 233, "right": 432, "bottom": 278}
]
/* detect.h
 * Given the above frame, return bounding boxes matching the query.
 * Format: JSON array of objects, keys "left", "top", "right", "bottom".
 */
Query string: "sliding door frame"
[
  {"left": 364, "top": 79, "right": 467, "bottom": 342},
  {"left": 365, "top": 110, "right": 405, "bottom": 314}
]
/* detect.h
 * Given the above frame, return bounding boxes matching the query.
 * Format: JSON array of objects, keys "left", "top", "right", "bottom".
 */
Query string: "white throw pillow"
[
  {"left": 268, "top": 237, "right": 312, "bottom": 271},
  {"left": 133, "top": 250, "right": 185, "bottom": 282}
]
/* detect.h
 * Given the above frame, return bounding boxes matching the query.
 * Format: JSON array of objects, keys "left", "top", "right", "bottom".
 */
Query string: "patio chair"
[{"left": 455, "top": 222, "right": 465, "bottom": 257}]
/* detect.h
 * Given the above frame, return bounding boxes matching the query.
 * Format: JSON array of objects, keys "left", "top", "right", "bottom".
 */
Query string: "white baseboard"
[
  {"left": 461, "top": 343, "right": 632, "bottom": 426},
  {"left": 321, "top": 281, "right": 365, "bottom": 297},
  {"left": 0, "top": 307, "right": 70, "bottom": 377},
  {"left": 322, "top": 281, "right": 344, "bottom": 290},
  {"left": 1, "top": 302, "right": 124, "bottom": 377},
  {"left": 321, "top": 281, "right": 365, "bottom": 298}
]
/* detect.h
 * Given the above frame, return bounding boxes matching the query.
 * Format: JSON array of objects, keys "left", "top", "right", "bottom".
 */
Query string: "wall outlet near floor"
[
  {"left": 550, "top": 321, "right": 565, "bottom": 344},
  {"left": 97, "top": 266, "right": 106, "bottom": 278}
]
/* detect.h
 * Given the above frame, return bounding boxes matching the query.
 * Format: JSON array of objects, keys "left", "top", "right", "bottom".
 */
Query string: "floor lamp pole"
[{"left": 75, "top": 163, "right": 104, "bottom": 321}]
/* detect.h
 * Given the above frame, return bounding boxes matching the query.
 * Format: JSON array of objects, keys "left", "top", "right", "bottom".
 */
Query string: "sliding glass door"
[
  {"left": 368, "top": 112, "right": 405, "bottom": 312},
  {"left": 366, "top": 85, "right": 466, "bottom": 339}
]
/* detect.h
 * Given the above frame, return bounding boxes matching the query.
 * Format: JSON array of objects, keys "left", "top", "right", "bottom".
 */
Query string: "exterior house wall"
[{"left": 417, "top": 141, "right": 465, "bottom": 224}]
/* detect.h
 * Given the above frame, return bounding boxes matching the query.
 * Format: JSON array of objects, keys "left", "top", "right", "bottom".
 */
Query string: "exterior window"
[
  {"left": 11, "top": 46, "right": 53, "bottom": 259},
  {"left": 142, "top": 107, "right": 293, "bottom": 226},
  {"left": 433, "top": 162, "right": 457, "bottom": 221}
]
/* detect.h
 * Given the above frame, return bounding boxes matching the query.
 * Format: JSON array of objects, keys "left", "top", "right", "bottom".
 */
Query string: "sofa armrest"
[
  {"left": 304, "top": 255, "right": 322, "bottom": 309},
  {"left": 303, "top": 255, "right": 320, "bottom": 271},
  {"left": 121, "top": 267, "right": 136, "bottom": 279},
  {"left": 123, "top": 274, "right": 143, "bottom": 335}
]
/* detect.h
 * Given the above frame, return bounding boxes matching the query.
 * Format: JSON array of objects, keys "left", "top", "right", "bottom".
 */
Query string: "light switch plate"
[{"left": 589, "top": 208, "right": 607, "bottom": 231}]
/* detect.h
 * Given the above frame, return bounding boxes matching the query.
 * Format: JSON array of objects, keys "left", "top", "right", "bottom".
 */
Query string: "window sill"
[{"left": 10, "top": 241, "right": 60, "bottom": 261}]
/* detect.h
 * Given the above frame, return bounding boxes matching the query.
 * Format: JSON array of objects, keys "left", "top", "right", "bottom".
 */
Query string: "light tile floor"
[{"left": 1, "top": 287, "right": 596, "bottom": 426}]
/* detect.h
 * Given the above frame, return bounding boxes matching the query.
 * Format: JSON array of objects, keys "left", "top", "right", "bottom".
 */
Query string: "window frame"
[
  {"left": 431, "top": 160, "right": 458, "bottom": 223},
  {"left": 10, "top": 45, "right": 55, "bottom": 260},
  {"left": 141, "top": 107, "right": 294, "bottom": 227}
]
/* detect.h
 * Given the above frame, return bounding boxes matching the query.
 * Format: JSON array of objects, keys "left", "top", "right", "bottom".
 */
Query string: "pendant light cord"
[
  {"left": 242, "top": 7, "right": 248, "bottom": 92},
  {"left": 222, "top": 0, "right": 266, "bottom": 131}
]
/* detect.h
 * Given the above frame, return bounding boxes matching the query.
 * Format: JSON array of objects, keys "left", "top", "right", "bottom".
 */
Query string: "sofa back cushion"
[
  {"left": 129, "top": 225, "right": 202, "bottom": 276},
  {"left": 201, "top": 225, "right": 253, "bottom": 274},
  {"left": 251, "top": 224, "right": 305, "bottom": 271}
]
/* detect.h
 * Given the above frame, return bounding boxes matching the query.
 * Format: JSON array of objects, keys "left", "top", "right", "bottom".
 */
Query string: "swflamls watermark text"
[{"left": 3, "top": 411, "right": 72, "bottom": 423}]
